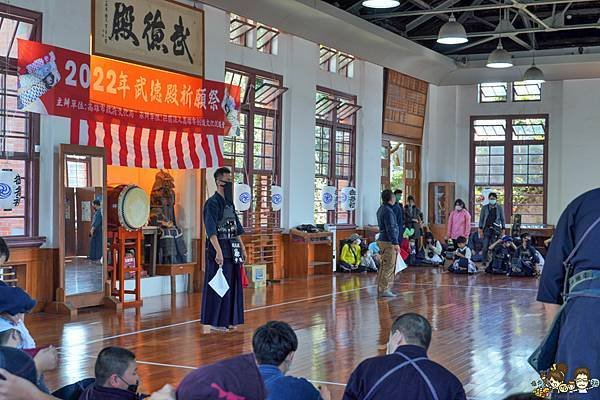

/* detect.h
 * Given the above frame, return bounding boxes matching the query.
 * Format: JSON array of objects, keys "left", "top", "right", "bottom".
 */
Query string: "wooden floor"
[{"left": 27, "top": 267, "right": 552, "bottom": 400}]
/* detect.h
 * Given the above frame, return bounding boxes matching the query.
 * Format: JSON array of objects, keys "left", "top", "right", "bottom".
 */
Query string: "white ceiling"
[{"left": 197, "top": 0, "right": 600, "bottom": 85}]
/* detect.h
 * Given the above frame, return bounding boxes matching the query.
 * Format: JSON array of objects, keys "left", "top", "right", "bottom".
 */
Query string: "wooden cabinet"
[
  {"left": 428, "top": 182, "right": 455, "bottom": 241},
  {"left": 285, "top": 229, "right": 333, "bottom": 278}
]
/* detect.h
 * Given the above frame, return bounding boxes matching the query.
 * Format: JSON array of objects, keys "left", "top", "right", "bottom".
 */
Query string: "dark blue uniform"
[
  {"left": 534, "top": 189, "right": 600, "bottom": 398},
  {"left": 88, "top": 209, "right": 102, "bottom": 261},
  {"left": 377, "top": 204, "right": 399, "bottom": 246},
  {"left": 343, "top": 345, "right": 466, "bottom": 400},
  {"left": 392, "top": 202, "right": 404, "bottom": 243},
  {"left": 201, "top": 192, "right": 245, "bottom": 328}
]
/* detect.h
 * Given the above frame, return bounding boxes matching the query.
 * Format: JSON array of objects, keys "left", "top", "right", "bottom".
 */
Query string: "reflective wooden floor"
[{"left": 27, "top": 267, "right": 551, "bottom": 400}]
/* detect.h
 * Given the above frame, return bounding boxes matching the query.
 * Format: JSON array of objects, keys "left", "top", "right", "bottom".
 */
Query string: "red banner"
[{"left": 17, "top": 39, "right": 240, "bottom": 136}]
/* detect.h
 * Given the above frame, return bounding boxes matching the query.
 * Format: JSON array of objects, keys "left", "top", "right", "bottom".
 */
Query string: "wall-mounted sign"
[
  {"left": 234, "top": 183, "right": 252, "bottom": 211},
  {"left": 321, "top": 186, "right": 337, "bottom": 211},
  {"left": 17, "top": 39, "right": 239, "bottom": 135},
  {"left": 0, "top": 170, "right": 22, "bottom": 211},
  {"left": 340, "top": 186, "right": 357, "bottom": 211},
  {"left": 271, "top": 185, "right": 283, "bottom": 211},
  {"left": 93, "top": 0, "right": 204, "bottom": 77}
]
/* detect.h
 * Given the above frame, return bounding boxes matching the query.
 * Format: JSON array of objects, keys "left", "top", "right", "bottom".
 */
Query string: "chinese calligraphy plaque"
[{"left": 93, "top": 0, "right": 204, "bottom": 77}]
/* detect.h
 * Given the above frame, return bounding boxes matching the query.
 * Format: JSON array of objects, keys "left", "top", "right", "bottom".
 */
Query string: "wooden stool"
[{"left": 156, "top": 263, "right": 196, "bottom": 295}]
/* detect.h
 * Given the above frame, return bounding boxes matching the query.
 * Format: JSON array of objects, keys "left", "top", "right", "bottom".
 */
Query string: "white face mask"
[{"left": 455, "top": 205, "right": 462, "bottom": 211}]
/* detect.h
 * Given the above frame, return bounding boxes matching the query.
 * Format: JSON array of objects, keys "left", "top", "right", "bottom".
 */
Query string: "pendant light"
[
  {"left": 523, "top": 55, "right": 545, "bottom": 84},
  {"left": 362, "top": 0, "right": 400, "bottom": 8},
  {"left": 486, "top": 39, "right": 513, "bottom": 69},
  {"left": 436, "top": 14, "right": 468, "bottom": 44}
]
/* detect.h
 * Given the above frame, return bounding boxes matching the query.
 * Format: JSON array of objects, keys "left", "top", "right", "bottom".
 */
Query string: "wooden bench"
[{"left": 156, "top": 263, "right": 196, "bottom": 295}]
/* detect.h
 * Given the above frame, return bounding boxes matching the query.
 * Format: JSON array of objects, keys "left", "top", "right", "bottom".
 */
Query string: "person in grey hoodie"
[{"left": 478, "top": 192, "right": 506, "bottom": 265}]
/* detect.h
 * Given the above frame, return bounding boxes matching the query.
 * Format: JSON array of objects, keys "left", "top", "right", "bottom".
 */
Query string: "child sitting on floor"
[
  {"left": 447, "top": 236, "right": 477, "bottom": 274},
  {"left": 422, "top": 232, "right": 444, "bottom": 266},
  {"left": 360, "top": 246, "right": 378, "bottom": 273},
  {"left": 510, "top": 233, "right": 540, "bottom": 277},
  {"left": 486, "top": 235, "right": 516, "bottom": 275}
]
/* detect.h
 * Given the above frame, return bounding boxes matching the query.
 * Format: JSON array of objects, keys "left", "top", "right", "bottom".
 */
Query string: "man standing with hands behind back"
[
  {"left": 201, "top": 167, "right": 247, "bottom": 332},
  {"left": 376, "top": 190, "right": 400, "bottom": 298}
]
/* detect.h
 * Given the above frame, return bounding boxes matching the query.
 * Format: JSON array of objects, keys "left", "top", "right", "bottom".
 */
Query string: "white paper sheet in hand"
[
  {"left": 395, "top": 253, "right": 407, "bottom": 274},
  {"left": 208, "top": 268, "right": 230, "bottom": 298}
]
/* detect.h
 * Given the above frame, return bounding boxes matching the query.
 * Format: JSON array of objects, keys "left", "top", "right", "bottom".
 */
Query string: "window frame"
[
  {"left": 314, "top": 86, "right": 357, "bottom": 227},
  {"left": 469, "top": 114, "right": 549, "bottom": 225},
  {"left": 0, "top": 4, "right": 42, "bottom": 244},
  {"left": 478, "top": 82, "right": 508, "bottom": 103},
  {"left": 512, "top": 81, "right": 542, "bottom": 102},
  {"left": 224, "top": 63, "right": 283, "bottom": 231}
]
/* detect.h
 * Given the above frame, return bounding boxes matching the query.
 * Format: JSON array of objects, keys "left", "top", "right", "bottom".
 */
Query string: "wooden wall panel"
[
  {"left": 383, "top": 69, "right": 428, "bottom": 143},
  {"left": 5, "top": 247, "right": 56, "bottom": 312}
]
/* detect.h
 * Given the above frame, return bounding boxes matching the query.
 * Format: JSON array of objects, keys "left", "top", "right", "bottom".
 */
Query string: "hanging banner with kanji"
[
  {"left": 17, "top": 39, "right": 240, "bottom": 136},
  {"left": 93, "top": 0, "right": 204, "bottom": 77}
]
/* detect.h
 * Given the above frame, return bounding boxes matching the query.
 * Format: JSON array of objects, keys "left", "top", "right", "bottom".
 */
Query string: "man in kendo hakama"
[{"left": 201, "top": 167, "right": 246, "bottom": 332}]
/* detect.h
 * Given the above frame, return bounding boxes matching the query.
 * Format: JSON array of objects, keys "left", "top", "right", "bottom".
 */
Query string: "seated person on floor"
[
  {"left": 0, "top": 346, "right": 44, "bottom": 399},
  {"left": 510, "top": 233, "right": 540, "bottom": 277},
  {"left": 177, "top": 354, "right": 266, "bottom": 400},
  {"left": 368, "top": 235, "right": 381, "bottom": 267},
  {"left": 0, "top": 282, "right": 57, "bottom": 393},
  {"left": 79, "top": 346, "right": 148, "bottom": 400},
  {"left": 343, "top": 313, "right": 466, "bottom": 400},
  {"left": 447, "top": 236, "right": 477, "bottom": 274},
  {"left": 467, "top": 231, "right": 484, "bottom": 263},
  {"left": 360, "top": 246, "right": 378, "bottom": 273},
  {"left": 422, "top": 232, "right": 444, "bottom": 266},
  {"left": 254, "top": 321, "right": 330, "bottom": 400},
  {"left": 485, "top": 235, "right": 516, "bottom": 275},
  {"left": 339, "top": 234, "right": 362, "bottom": 272}
]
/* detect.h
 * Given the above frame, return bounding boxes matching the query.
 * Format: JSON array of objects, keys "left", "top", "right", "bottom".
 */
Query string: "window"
[
  {"left": 229, "top": 14, "right": 254, "bottom": 47},
  {"left": 223, "top": 65, "right": 286, "bottom": 229},
  {"left": 513, "top": 81, "right": 542, "bottom": 102},
  {"left": 256, "top": 24, "right": 279, "bottom": 55},
  {"left": 314, "top": 88, "right": 359, "bottom": 226},
  {"left": 0, "top": 6, "right": 41, "bottom": 239},
  {"left": 470, "top": 116, "right": 548, "bottom": 225},
  {"left": 229, "top": 14, "right": 279, "bottom": 55},
  {"left": 318, "top": 45, "right": 355, "bottom": 78},
  {"left": 66, "top": 157, "right": 89, "bottom": 188},
  {"left": 478, "top": 82, "right": 508, "bottom": 103}
]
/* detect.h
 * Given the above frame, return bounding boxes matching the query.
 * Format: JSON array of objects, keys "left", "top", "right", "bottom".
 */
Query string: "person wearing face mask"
[
  {"left": 403, "top": 196, "right": 424, "bottom": 244},
  {"left": 446, "top": 199, "right": 471, "bottom": 242},
  {"left": 478, "top": 192, "right": 506, "bottom": 266},
  {"left": 339, "top": 234, "right": 362, "bottom": 272},
  {"left": 343, "top": 313, "right": 466, "bottom": 400},
  {"left": 79, "top": 347, "right": 146, "bottom": 400},
  {"left": 512, "top": 233, "right": 540, "bottom": 276},
  {"left": 201, "top": 167, "right": 247, "bottom": 332},
  {"left": 254, "top": 321, "right": 330, "bottom": 400}
]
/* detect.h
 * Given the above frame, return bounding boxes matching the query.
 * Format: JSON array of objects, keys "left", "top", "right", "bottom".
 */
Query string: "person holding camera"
[
  {"left": 478, "top": 192, "right": 505, "bottom": 266},
  {"left": 422, "top": 232, "right": 443, "bottom": 265}
]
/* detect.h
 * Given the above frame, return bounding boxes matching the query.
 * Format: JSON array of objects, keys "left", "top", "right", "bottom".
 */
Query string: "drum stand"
[{"left": 108, "top": 227, "right": 144, "bottom": 308}]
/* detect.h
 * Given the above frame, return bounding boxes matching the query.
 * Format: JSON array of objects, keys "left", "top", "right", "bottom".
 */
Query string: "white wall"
[
  {"left": 15, "top": 0, "right": 383, "bottom": 248},
  {"left": 423, "top": 79, "right": 600, "bottom": 225}
]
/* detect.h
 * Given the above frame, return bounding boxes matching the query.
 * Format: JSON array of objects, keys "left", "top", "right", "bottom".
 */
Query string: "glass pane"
[
  {"left": 473, "top": 119, "right": 506, "bottom": 141},
  {"left": 479, "top": 83, "right": 508, "bottom": 102}
]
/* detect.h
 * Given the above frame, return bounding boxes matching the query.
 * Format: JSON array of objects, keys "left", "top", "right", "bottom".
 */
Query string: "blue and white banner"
[
  {"left": 321, "top": 185, "right": 337, "bottom": 211},
  {"left": 271, "top": 185, "right": 283, "bottom": 211},
  {"left": 234, "top": 183, "right": 252, "bottom": 211},
  {"left": 0, "top": 170, "right": 21, "bottom": 211},
  {"left": 340, "top": 186, "right": 357, "bottom": 211}
]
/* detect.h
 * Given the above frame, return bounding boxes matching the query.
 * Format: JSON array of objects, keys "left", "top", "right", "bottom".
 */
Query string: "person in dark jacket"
[
  {"left": 88, "top": 199, "right": 102, "bottom": 262},
  {"left": 201, "top": 167, "right": 246, "bottom": 332},
  {"left": 531, "top": 189, "right": 600, "bottom": 399},
  {"left": 478, "top": 192, "right": 506, "bottom": 265},
  {"left": 392, "top": 189, "right": 404, "bottom": 243},
  {"left": 344, "top": 313, "right": 466, "bottom": 400},
  {"left": 254, "top": 321, "right": 330, "bottom": 400},
  {"left": 78, "top": 347, "right": 146, "bottom": 400},
  {"left": 404, "top": 196, "right": 424, "bottom": 243},
  {"left": 177, "top": 353, "right": 266, "bottom": 400},
  {"left": 376, "top": 190, "right": 400, "bottom": 298}
]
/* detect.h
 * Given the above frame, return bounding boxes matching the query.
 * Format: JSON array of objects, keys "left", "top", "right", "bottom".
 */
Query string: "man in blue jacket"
[
  {"left": 478, "top": 192, "right": 506, "bottom": 265},
  {"left": 255, "top": 321, "right": 330, "bottom": 400},
  {"left": 392, "top": 189, "right": 404, "bottom": 244},
  {"left": 344, "top": 313, "right": 466, "bottom": 400},
  {"left": 376, "top": 190, "right": 400, "bottom": 298}
]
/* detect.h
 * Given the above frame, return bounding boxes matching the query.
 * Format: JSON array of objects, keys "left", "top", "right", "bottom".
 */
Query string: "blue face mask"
[{"left": 489, "top": 199, "right": 497, "bottom": 205}]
